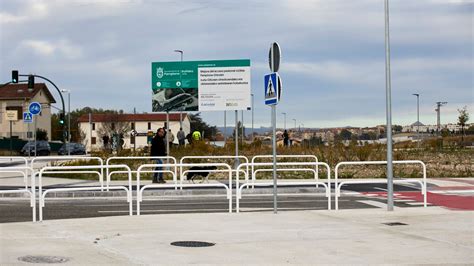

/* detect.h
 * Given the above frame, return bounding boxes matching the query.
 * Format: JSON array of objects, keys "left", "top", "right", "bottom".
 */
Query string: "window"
[
  {"left": 111, "top": 123, "right": 115, "bottom": 130},
  {"left": 148, "top": 122, "right": 151, "bottom": 130},
  {"left": 91, "top": 137, "right": 96, "bottom": 145},
  {"left": 92, "top": 123, "right": 96, "bottom": 130},
  {"left": 131, "top": 122, "right": 135, "bottom": 130}
]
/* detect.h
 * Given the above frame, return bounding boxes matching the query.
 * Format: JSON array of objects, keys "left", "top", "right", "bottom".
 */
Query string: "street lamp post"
[
  {"left": 412, "top": 93, "right": 420, "bottom": 145},
  {"left": 61, "top": 89, "right": 71, "bottom": 155},
  {"left": 384, "top": 0, "right": 394, "bottom": 211},
  {"left": 436, "top": 101, "right": 448, "bottom": 134},
  {"left": 282, "top": 112, "right": 286, "bottom": 130}
]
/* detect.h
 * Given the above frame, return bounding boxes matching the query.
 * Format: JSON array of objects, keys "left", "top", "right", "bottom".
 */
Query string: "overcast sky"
[{"left": 1, "top": 0, "right": 472, "bottom": 128}]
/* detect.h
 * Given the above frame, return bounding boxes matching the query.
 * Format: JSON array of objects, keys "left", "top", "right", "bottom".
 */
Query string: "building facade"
[
  {"left": 77, "top": 113, "right": 191, "bottom": 151},
  {"left": 0, "top": 83, "right": 56, "bottom": 140}
]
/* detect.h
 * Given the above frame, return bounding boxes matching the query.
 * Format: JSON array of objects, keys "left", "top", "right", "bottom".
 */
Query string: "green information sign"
[{"left": 151, "top": 59, "right": 251, "bottom": 112}]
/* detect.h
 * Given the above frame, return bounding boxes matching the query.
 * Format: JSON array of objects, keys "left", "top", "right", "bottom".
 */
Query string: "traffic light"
[
  {"left": 59, "top": 112, "right": 65, "bottom": 125},
  {"left": 28, "top": 75, "right": 35, "bottom": 89},
  {"left": 12, "top": 70, "right": 19, "bottom": 83}
]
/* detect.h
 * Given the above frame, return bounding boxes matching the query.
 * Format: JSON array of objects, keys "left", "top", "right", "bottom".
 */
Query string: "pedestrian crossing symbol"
[
  {"left": 264, "top": 72, "right": 280, "bottom": 105},
  {"left": 23, "top": 112, "right": 33, "bottom": 123}
]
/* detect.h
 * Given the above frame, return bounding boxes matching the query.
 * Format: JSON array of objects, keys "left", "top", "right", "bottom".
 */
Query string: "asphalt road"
[{"left": 0, "top": 183, "right": 426, "bottom": 223}]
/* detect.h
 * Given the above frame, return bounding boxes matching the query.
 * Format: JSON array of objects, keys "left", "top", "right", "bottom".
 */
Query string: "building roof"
[
  {"left": 77, "top": 113, "right": 188, "bottom": 123},
  {"left": 411, "top": 121, "right": 425, "bottom": 127},
  {"left": 0, "top": 83, "right": 56, "bottom": 103}
]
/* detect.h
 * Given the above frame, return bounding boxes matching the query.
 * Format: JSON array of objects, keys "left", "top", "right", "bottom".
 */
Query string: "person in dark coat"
[
  {"left": 283, "top": 130, "right": 289, "bottom": 147},
  {"left": 150, "top": 127, "right": 166, "bottom": 183}
]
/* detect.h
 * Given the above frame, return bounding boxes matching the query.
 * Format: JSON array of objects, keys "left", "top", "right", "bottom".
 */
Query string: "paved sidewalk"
[{"left": 1, "top": 207, "right": 473, "bottom": 265}]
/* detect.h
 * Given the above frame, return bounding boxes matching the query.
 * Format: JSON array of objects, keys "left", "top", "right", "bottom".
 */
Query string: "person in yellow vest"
[{"left": 192, "top": 130, "right": 201, "bottom": 141}]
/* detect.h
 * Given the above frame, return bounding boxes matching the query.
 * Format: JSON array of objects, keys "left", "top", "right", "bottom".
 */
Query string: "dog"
[{"left": 186, "top": 166, "right": 217, "bottom": 183}]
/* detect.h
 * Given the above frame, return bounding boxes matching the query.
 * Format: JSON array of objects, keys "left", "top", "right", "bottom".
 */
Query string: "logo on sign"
[{"left": 156, "top": 67, "right": 164, "bottom": 79}]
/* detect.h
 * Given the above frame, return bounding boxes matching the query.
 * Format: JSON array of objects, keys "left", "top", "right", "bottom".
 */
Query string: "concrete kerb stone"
[{"left": 0, "top": 186, "right": 329, "bottom": 198}]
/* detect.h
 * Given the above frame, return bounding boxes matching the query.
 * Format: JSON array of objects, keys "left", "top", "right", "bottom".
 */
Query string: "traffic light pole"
[{"left": 19, "top": 74, "right": 67, "bottom": 143}]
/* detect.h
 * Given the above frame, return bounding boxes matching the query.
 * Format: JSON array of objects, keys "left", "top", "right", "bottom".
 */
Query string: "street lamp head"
[
  {"left": 412, "top": 93, "right": 419, "bottom": 97},
  {"left": 174, "top": 49, "right": 183, "bottom": 53}
]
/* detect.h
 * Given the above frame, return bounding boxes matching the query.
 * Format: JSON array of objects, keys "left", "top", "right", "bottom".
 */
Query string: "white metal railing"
[
  {"left": 334, "top": 160, "right": 427, "bottom": 210},
  {"left": 136, "top": 163, "right": 233, "bottom": 215},
  {"left": 251, "top": 155, "right": 319, "bottom": 181},
  {"left": 31, "top": 156, "right": 104, "bottom": 189},
  {"left": 179, "top": 156, "right": 249, "bottom": 184},
  {"left": 235, "top": 162, "right": 331, "bottom": 212},
  {"left": 0, "top": 157, "right": 30, "bottom": 189},
  {"left": 0, "top": 166, "right": 36, "bottom": 222},
  {"left": 106, "top": 156, "right": 178, "bottom": 190},
  {"left": 38, "top": 164, "right": 133, "bottom": 221}
]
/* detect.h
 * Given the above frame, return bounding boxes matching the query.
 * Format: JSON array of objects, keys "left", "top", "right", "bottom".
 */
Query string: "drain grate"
[
  {"left": 171, "top": 241, "right": 215, "bottom": 247},
  {"left": 383, "top": 222, "right": 408, "bottom": 226},
  {"left": 18, "top": 255, "right": 70, "bottom": 264}
]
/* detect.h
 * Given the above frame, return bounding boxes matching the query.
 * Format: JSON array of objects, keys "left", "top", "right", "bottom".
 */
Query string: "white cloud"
[
  {"left": 21, "top": 40, "right": 55, "bottom": 56},
  {"left": 20, "top": 39, "right": 83, "bottom": 59}
]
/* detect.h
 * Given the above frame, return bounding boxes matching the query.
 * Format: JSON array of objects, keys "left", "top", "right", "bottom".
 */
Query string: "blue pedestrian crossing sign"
[
  {"left": 264, "top": 72, "right": 281, "bottom": 105},
  {"left": 29, "top": 102, "right": 42, "bottom": 115},
  {"left": 23, "top": 112, "right": 33, "bottom": 123}
]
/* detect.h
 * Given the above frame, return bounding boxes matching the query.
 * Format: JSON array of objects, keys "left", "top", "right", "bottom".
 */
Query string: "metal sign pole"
[
  {"left": 166, "top": 111, "right": 170, "bottom": 164},
  {"left": 9, "top": 121, "right": 13, "bottom": 156},
  {"left": 224, "top": 111, "right": 227, "bottom": 145},
  {"left": 234, "top": 110, "right": 239, "bottom": 168},
  {"left": 34, "top": 117, "right": 37, "bottom": 157},
  {"left": 384, "top": 0, "right": 394, "bottom": 211},
  {"left": 272, "top": 105, "right": 277, "bottom": 213}
]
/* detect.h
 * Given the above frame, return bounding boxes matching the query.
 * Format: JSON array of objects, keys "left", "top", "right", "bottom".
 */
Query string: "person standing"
[
  {"left": 168, "top": 129, "right": 175, "bottom": 148},
  {"left": 102, "top": 135, "right": 109, "bottom": 150},
  {"left": 150, "top": 128, "right": 166, "bottom": 183},
  {"left": 283, "top": 130, "right": 289, "bottom": 147},
  {"left": 177, "top": 128, "right": 186, "bottom": 146}
]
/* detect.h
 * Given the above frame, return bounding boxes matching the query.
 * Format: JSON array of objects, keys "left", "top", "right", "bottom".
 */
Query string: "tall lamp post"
[
  {"left": 384, "top": 0, "right": 394, "bottom": 211},
  {"left": 435, "top": 101, "right": 448, "bottom": 134},
  {"left": 61, "top": 89, "right": 71, "bottom": 155},
  {"left": 282, "top": 112, "right": 287, "bottom": 130},
  {"left": 412, "top": 93, "right": 420, "bottom": 144}
]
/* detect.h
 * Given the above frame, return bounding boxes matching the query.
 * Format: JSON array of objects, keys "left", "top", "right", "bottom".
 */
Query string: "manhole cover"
[
  {"left": 383, "top": 222, "right": 408, "bottom": 226},
  {"left": 18, "top": 255, "right": 70, "bottom": 264},
  {"left": 170, "top": 241, "right": 215, "bottom": 247}
]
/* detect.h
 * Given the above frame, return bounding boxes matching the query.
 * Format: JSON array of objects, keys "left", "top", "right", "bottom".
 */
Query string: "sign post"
[
  {"left": 266, "top": 42, "right": 282, "bottom": 214},
  {"left": 28, "top": 102, "right": 42, "bottom": 157},
  {"left": 6, "top": 110, "right": 18, "bottom": 155}
]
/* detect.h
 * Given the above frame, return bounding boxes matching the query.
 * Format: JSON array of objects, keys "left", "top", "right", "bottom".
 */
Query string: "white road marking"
[{"left": 406, "top": 202, "right": 431, "bottom": 206}]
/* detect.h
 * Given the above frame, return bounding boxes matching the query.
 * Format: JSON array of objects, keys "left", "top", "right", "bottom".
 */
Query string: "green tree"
[
  {"left": 188, "top": 113, "right": 217, "bottom": 140},
  {"left": 36, "top": 128, "right": 48, "bottom": 141},
  {"left": 339, "top": 129, "right": 352, "bottom": 140},
  {"left": 457, "top": 106, "right": 469, "bottom": 141},
  {"left": 393, "top": 125, "right": 403, "bottom": 133}
]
